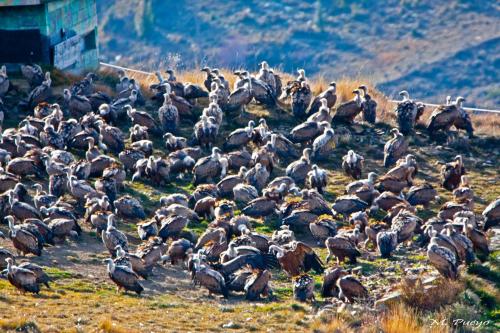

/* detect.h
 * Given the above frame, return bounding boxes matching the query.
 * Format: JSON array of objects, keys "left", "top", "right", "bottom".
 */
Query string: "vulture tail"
[
  {"left": 261, "top": 253, "right": 280, "bottom": 270},
  {"left": 304, "top": 253, "right": 324, "bottom": 274}
]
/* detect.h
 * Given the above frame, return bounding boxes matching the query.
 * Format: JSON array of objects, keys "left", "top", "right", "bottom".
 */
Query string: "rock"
[
  {"left": 375, "top": 291, "right": 402, "bottom": 310},
  {"left": 222, "top": 321, "right": 237, "bottom": 329}
]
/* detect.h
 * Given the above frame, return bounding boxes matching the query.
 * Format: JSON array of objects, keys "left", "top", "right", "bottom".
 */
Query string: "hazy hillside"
[{"left": 97, "top": 0, "right": 500, "bottom": 107}]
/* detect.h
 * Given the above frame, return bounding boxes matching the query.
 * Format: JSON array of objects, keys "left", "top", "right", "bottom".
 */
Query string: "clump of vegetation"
[
  {"left": 0, "top": 318, "right": 40, "bottom": 333},
  {"left": 399, "top": 277, "right": 464, "bottom": 311},
  {"left": 98, "top": 318, "right": 139, "bottom": 333}
]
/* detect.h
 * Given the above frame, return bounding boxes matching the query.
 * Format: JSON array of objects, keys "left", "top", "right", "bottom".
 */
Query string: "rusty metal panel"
[{"left": 53, "top": 34, "right": 82, "bottom": 69}]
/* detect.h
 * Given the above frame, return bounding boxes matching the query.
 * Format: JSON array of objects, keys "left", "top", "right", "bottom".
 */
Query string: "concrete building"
[{"left": 0, "top": 0, "right": 99, "bottom": 72}]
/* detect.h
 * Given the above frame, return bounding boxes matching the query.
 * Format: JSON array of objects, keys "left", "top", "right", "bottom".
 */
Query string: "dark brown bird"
[{"left": 441, "top": 155, "right": 465, "bottom": 191}]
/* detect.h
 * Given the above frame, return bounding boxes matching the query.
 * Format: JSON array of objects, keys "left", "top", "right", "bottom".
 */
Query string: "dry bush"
[
  {"left": 98, "top": 318, "right": 139, "bottom": 333},
  {"left": 380, "top": 303, "right": 426, "bottom": 333},
  {"left": 310, "top": 315, "right": 355, "bottom": 333},
  {"left": 399, "top": 277, "right": 464, "bottom": 311}
]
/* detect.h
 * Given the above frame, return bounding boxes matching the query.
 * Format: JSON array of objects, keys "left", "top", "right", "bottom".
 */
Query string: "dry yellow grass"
[
  {"left": 98, "top": 318, "right": 139, "bottom": 333},
  {"left": 399, "top": 277, "right": 464, "bottom": 311},
  {"left": 310, "top": 315, "right": 355, "bottom": 333},
  {"left": 100, "top": 66, "right": 498, "bottom": 136},
  {"left": 380, "top": 304, "right": 432, "bottom": 333}
]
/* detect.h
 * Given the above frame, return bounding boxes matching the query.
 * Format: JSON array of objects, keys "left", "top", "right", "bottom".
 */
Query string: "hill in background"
[{"left": 96, "top": 0, "right": 500, "bottom": 108}]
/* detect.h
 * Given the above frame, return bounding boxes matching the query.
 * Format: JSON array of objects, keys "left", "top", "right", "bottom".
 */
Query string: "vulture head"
[
  {"left": 358, "top": 85, "right": 368, "bottom": 95},
  {"left": 455, "top": 96, "right": 465, "bottom": 107},
  {"left": 399, "top": 90, "right": 410, "bottom": 101},
  {"left": 63, "top": 89, "right": 71, "bottom": 100},
  {"left": 99, "top": 104, "right": 111, "bottom": 116}
]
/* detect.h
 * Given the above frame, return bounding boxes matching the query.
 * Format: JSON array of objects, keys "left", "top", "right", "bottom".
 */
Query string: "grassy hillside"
[
  {"left": 0, "top": 69, "right": 499, "bottom": 332},
  {"left": 96, "top": 0, "right": 500, "bottom": 108}
]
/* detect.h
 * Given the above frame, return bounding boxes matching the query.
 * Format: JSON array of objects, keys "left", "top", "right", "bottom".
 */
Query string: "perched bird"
[
  {"left": 342, "top": 150, "right": 364, "bottom": 180},
  {"left": 383, "top": 128, "right": 408, "bottom": 167},
  {"left": 441, "top": 155, "right": 465, "bottom": 191},
  {"left": 4, "top": 258, "right": 40, "bottom": 293},
  {"left": 306, "top": 164, "right": 328, "bottom": 194},
  {"left": 293, "top": 274, "right": 315, "bottom": 302},
  {"left": 337, "top": 274, "right": 368, "bottom": 302},
  {"left": 427, "top": 237, "right": 458, "bottom": 280},
  {"left": 104, "top": 258, "right": 144, "bottom": 295},
  {"left": 325, "top": 235, "right": 361, "bottom": 264},
  {"left": 269, "top": 241, "right": 324, "bottom": 276}
]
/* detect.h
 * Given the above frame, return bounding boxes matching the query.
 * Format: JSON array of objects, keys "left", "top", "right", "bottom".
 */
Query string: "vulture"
[
  {"left": 389, "top": 209, "right": 421, "bottom": 244},
  {"left": 442, "top": 224, "right": 475, "bottom": 265},
  {"left": 286, "top": 148, "right": 312, "bottom": 184},
  {"left": 359, "top": 85, "right": 377, "bottom": 124},
  {"left": 4, "top": 258, "right": 40, "bottom": 293},
  {"left": 309, "top": 216, "right": 337, "bottom": 245},
  {"left": 376, "top": 230, "right": 398, "bottom": 258},
  {"left": 115, "top": 245, "right": 152, "bottom": 279},
  {"left": 342, "top": 150, "right": 364, "bottom": 180},
  {"left": 483, "top": 197, "right": 500, "bottom": 231},
  {"left": 137, "top": 220, "right": 158, "bottom": 240},
  {"left": 331, "top": 195, "right": 369, "bottom": 220},
  {"left": 308, "top": 82, "right": 337, "bottom": 116},
  {"left": 158, "top": 215, "right": 189, "bottom": 241},
  {"left": 306, "top": 164, "right": 328, "bottom": 194},
  {"left": 269, "top": 241, "right": 324, "bottom": 276},
  {"left": 158, "top": 94, "right": 179, "bottom": 134},
  {"left": 104, "top": 258, "right": 144, "bottom": 295},
  {"left": 192, "top": 258, "right": 228, "bottom": 298},
  {"left": 453, "top": 176, "right": 474, "bottom": 204},
  {"left": 394, "top": 90, "right": 420, "bottom": 135},
  {"left": 427, "top": 237, "right": 458, "bottom": 280},
  {"left": 332, "top": 89, "right": 362, "bottom": 124},
  {"left": 290, "top": 120, "right": 329, "bottom": 144},
  {"left": 7, "top": 216, "right": 43, "bottom": 256},
  {"left": 427, "top": 97, "right": 471, "bottom": 137},
  {"left": 19, "top": 72, "right": 52, "bottom": 110},
  {"left": 192, "top": 147, "right": 227, "bottom": 184},
  {"left": 21, "top": 64, "right": 44, "bottom": 88},
  {"left": 441, "top": 155, "right": 465, "bottom": 191},
  {"left": 325, "top": 235, "right": 361, "bottom": 264},
  {"left": 244, "top": 269, "right": 272, "bottom": 301},
  {"left": 224, "top": 121, "right": 254, "bottom": 150},
  {"left": 337, "top": 275, "right": 368, "bottom": 302},
  {"left": 167, "top": 238, "right": 193, "bottom": 265},
  {"left": 17, "top": 262, "right": 50, "bottom": 288},
  {"left": 321, "top": 267, "right": 345, "bottom": 298},
  {"left": 311, "top": 128, "right": 336, "bottom": 160},
  {"left": 291, "top": 81, "right": 313, "bottom": 118},
  {"left": 271, "top": 225, "right": 295, "bottom": 245},
  {"left": 307, "top": 99, "right": 332, "bottom": 123},
  {"left": 406, "top": 183, "right": 439, "bottom": 207},
  {"left": 293, "top": 274, "right": 315, "bottom": 302},
  {"left": 463, "top": 223, "right": 489, "bottom": 257},
  {"left": 383, "top": 128, "right": 408, "bottom": 167},
  {"left": 256, "top": 61, "right": 277, "bottom": 94},
  {"left": 242, "top": 196, "right": 276, "bottom": 218},
  {"left": 244, "top": 163, "right": 270, "bottom": 192},
  {"left": 101, "top": 214, "right": 129, "bottom": 257}
]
